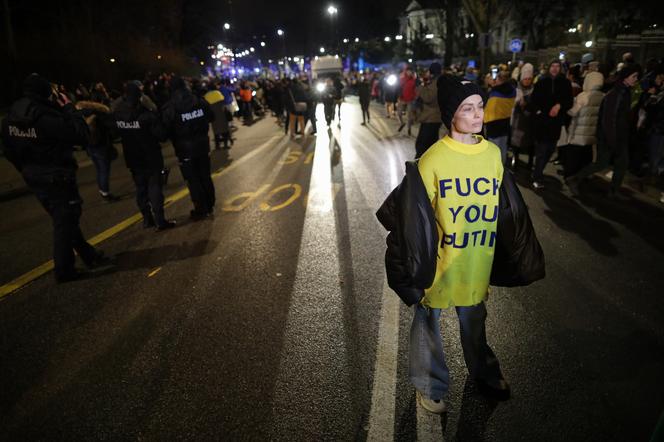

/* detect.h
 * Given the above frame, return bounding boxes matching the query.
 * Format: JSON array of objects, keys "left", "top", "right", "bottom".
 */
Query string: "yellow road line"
[
  {"left": 0, "top": 134, "right": 285, "bottom": 300},
  {"left": 147, "top": 267, "right": 162, "bottom": 278}
]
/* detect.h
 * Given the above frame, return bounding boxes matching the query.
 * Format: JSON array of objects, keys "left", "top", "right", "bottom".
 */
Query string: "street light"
[
  {"left": 250, "top": 47, "right": 255, "bottom": 52},
  {"left": 277, "top": 29, "right": 284, "bottom": 36},
  {"left": 425, "top": 33, "right": 434, "bottom": 39},
  {"left": 109, "top": 58, "right": 116, "bottom": 63},
  {"left": 343, "top": 38, "right": 349, "bottom": 43},
  {"left": 320, "top": 46, "right": 325, "bottom": 53},
  {"left": 224, "top": 22, "right": 230, "bottom": 30},
  {"left": 260, "top": 41, "right": 266, "bottom": 47},
  {"left": 384, "top": 36, "right": 391, "bottom": 42},
  {"left": 326, "top": 5, "right": 338, "bottom": 53},
  {"left": 585, "top": 40, "right": 593, "bottom": 48},
  {"left": 354, "top": 37, "right": 359, "bottom": 43},
  {"left": 395, "top": 35, "right": 403, "bottom": 40}
]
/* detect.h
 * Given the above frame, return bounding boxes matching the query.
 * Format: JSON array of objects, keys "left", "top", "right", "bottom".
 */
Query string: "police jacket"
[
  {"left": 1, "top": 96, "right": 89, "bottom": 182},
  {"left": 161, "top": 88, "right": 214, "bottom": 159},
  {"left": 530, "top": 74, "right": 573, "bottom": 142},
  {"left": 112, "top": 97, "right": 167, "bottom": 171},
  {"left": 376, "top": 161, "right": 438, "bottom": 306}
]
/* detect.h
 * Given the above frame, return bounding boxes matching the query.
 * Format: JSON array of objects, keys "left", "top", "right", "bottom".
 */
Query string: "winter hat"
[
  {"left": 617, "top": 63, "right": 642, "bottom": 80},
  {"left": 170, "top": 76, "right": 186, "bottom": 92},
  {"left": 429, "top": 62, "right": 442, "bottom": 77},
  {"left": 520, "top": 63, "right": 534, "bottom": 80},
  {"left": 23, "top": 73, "right": 52, "bottom": 99},
  {"left": 125, "top": 80, "right": 142, "bottom": 105},
  {"left": 437, "top": 74, "right": 485, "bottom": 131}
]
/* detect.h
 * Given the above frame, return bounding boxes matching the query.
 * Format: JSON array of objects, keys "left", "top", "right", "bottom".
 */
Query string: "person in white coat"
[{"left": 562, "top": 72, "right": 605, "bottom": 178}]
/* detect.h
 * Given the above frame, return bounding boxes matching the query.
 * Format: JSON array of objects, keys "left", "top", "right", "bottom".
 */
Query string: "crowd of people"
[
  {"left": 352, "top": 53, "right": 664, "bottom": 202},
  {"left": 2, "top": 51, "right": 663, "bottom": 281}
]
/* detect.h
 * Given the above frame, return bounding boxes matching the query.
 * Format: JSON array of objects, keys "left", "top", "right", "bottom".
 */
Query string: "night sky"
[{"left": 194, "top": 0, "right": 409, "bottom": 54}]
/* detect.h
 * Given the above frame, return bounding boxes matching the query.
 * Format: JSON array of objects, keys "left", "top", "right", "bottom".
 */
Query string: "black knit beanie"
[
  {"left": 170, "top": 76, "right": 186, "bottom": 92},
  {"left": 437, "top": 75, "right": 485, "bottom": 131},
  {"left": 23, "top": 73, "right": 52, "bottom": 99},
  {"left": 618, "top": 63, "right": 642, "bottom": 80}
]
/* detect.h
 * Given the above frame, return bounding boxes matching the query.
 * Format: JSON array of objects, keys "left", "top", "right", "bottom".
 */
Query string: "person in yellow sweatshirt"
[{"left": 412, "top": 75, "right": 510, "bottom": 414}]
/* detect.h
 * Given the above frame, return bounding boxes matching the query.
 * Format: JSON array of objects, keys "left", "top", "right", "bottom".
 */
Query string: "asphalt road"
[{"left": 1, "top": 98, "right": 663, "bottom": 441}]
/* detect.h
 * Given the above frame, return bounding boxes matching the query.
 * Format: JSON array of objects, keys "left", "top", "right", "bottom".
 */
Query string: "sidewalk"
[{"left": 0, "top": 150, "right": 92, "bottom": 200}]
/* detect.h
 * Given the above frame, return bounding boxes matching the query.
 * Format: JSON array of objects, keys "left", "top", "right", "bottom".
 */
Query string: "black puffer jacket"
[
  {"left": 376, "top": 161, "right": 438, "bottom": 306},
  {"left": 490, "top": 169, "right": 545, "bottom": 287},
  {"left": 162, "top": 88, "right": 214, "bottom": 159},
  {"left": 377, "top": 164, "right": 545, "bottom": 304}
]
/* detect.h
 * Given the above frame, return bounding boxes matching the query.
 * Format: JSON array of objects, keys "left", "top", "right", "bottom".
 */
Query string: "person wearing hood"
[
  {"left": 414, "top": 62, "right": 443, "bottom": 158},
  {"left": 568, "top": 64, "right": 642, "bottom": 198},
  {"left": 161, "top": 76, "right": 216, "bottom": 220},
  {"left": 530, "top": 59, "right": 573, "bottom": 189},
  {"left": 560, "top": 72, "right": 605, "bottom": 178},
  {"left": 112, "top": 81, "right": 176, "bottom": 231},
  {"left": 1, "top": 74, "right": 110, "bottom": 282},
  {"left": 484, "top": 70, "right": 516, "bottom": 164},
  {"left": 511, "top": 63, "right": 536, "bottom": 169}
]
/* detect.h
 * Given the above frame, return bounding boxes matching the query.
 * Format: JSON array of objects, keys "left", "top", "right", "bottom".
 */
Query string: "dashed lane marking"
[
  {"left": 0, "top": 134, "right": 285, "bottom": 300},
  {"left": 147, "top": 267, "right": 162, "bottom": 278}
]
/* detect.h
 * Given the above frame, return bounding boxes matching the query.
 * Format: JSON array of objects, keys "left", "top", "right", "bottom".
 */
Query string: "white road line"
[
  {"left": 269, "top": 123, "right": 347, "bottom": 438},
  {"left": 366, "top": 276, "right": 401, "bottom": 441}
]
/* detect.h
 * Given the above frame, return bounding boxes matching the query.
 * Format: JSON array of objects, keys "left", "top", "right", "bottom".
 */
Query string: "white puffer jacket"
[{"left": 566, "top": 72, "right": 605, "bottom": 146}]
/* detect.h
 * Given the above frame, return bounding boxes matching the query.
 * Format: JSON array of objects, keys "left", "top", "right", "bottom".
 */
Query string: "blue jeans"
[
  {"left": 533, "top": 139, "right": 557, "bottom": 181},
  {"left": 409, "top": 302, "right": 504, "bottom": 400},
  {"left": 87, "top": 146, "right": 111, "bottom": 193}
]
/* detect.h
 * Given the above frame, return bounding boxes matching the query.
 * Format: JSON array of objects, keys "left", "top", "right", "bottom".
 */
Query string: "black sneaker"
[
  {"left": 100, "top": 191, "right": 120, "bottom": 202},
  {"left": 143, "top": 217, "right": 156, "bottom": 229},
  {"left": 476, "top": 378, "right": 511, "bottom": 401},
  {"left": 397, "top": 123, "right": 405, "bottom": 132},
  {"left": 86, "top": 251, "right": 116, "bottom": 270},
  {"left": 55, "top": 269, "right": 87, "bottom": 284},
  {"left": 189, "top": 210, "right": 209, "bottom": 221},
  {"left": 156, "top": 220, "right": 177, "bottom": 231}
]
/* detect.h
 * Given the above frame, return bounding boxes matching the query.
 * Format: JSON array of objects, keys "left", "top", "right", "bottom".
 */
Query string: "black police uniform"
[
  {"left": 162, "top": 79, "right": 215, "bottom": 219},
  {"left": 112, "top": 84, "right": 173, "bottom": 229},
  {"left": 1, "top": 75, "right": 101, "bottom": 282}
]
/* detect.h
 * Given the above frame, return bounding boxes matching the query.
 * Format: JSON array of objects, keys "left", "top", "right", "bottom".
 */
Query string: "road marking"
[
  {"left": 259, "top": 183, "right": 302, "bottom": 212},
  {"left": 147, "top": 267, "right": 162, "bottom": 278},
  {"left": 366, "top": 276, "right": 401, "bottom": 441},
  {"left": 222, "top": 184, "right": 271, "bottom": 212},
  {"left": 0, "top": 134, "right": 285, "bottom": 299}
]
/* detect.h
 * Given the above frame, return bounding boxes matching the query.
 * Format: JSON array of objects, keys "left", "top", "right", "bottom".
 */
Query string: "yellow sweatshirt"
[{"left": 417, "top": 135, "right": 503, "bottom": 308}]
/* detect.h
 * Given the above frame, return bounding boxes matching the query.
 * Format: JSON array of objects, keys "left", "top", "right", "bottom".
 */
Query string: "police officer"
[
  {"left": 112, "top": 81, "right": 176, "bottom": 230},
  {"left": 1, "top": 74, "right": 109, "bottom": 283},
  {"left": 161, "top": 76, "right": 215, "bottom": 220}
]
